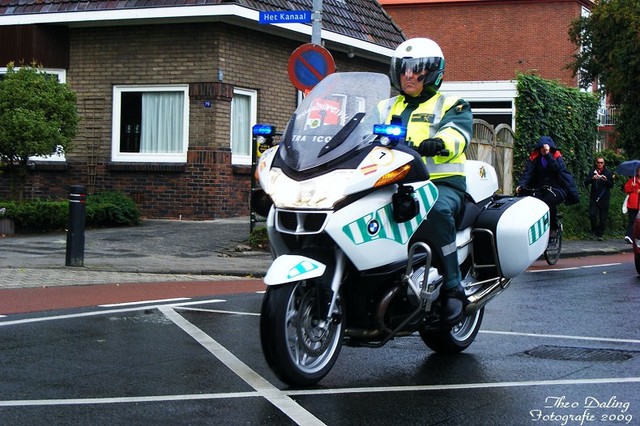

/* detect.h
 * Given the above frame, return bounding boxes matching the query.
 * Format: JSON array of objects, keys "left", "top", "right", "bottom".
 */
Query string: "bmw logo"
[{"left": 367, "top": 219, "right": 380, "bottom": 235}]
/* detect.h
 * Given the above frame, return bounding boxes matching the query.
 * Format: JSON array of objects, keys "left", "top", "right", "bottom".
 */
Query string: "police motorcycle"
[{"left": 252, "top": 72, "right": 550, "bottom": 387}]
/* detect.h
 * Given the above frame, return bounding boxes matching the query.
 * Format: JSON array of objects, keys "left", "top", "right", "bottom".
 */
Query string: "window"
[
  {"left": 231, "top": 88, "right": 257, "bottom": 165},
  {"left": 442, "top": 81, "right": 517, "bottom": 129},
  {"left": 112, "top": 85, "right": 189, "bottom": 162}
]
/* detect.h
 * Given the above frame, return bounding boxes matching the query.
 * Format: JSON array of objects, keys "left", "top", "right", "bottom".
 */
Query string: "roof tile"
[{"left": 0, "top": 0, "right": 404, "bottom": 49}]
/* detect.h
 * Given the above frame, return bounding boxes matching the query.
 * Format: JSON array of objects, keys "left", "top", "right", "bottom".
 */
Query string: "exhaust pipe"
[{"left": 464, "top": 277, "right": 511, "bottom": 315}]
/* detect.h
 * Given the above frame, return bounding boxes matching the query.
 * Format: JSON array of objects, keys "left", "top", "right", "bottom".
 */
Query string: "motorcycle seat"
[{"left": 456, "top": 198, "right": 483, "bottom": 231}]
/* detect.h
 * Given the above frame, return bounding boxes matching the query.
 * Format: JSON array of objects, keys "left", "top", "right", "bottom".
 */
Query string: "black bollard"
[{"left": 65, "top": 185, "right": 86, "bottom": 267}]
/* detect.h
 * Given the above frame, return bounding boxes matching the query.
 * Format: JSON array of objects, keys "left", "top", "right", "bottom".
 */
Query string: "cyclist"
[{"left": 516, "top": 136, "right": 579, "bottom": 241}]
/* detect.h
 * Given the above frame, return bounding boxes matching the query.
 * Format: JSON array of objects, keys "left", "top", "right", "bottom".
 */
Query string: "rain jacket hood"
[{"left": 530, "top": 136, "right": 562, "bottom": 160}]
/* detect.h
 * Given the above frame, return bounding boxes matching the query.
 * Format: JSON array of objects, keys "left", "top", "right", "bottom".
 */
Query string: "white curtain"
[
  {"left": 232, "top": 94, "right": 250, "bottom": 156},
  {"left": 140, "top": 92, "right": 184, "bottom": 153}
]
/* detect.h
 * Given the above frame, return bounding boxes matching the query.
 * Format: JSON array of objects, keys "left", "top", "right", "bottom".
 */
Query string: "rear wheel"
[
  {"left": 260, "top": 280, "right": 344, "bottom": 386},
  {"left": 420, "top": 307, "right": 484, "bottom": 353},
  {"left": 635, "top": 254, "right": 640, "bottom": 276}
]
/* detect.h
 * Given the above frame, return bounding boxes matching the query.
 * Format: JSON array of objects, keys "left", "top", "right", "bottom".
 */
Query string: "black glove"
[{"left": 417, "top": 138, "right": 445, "bottom": 157}]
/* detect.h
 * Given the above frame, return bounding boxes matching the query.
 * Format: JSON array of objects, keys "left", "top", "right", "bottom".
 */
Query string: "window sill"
[
  {"left": 27, "top": 161, "right": 69, "bottom": 171},
  {"left": 232, "top": 164, "right": 252, "bottom": 175},
  {"left": 107, "top": 162, "right": 186, "bottom": 172}
]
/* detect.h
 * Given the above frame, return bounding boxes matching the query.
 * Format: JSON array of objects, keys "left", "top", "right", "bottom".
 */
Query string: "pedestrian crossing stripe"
[
  {"left": 342, "top": 182, "right": 438, "bottom": 245},
  {"left": 287, "top": 260, "right": 319, "bottom": 280},
  {"left": 528, "top": 211, "right": 550, "bottom": 245}
]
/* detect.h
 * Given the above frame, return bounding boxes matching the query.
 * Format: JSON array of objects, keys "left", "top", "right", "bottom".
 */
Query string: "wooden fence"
[{"left": 467, "top": 119, "right": 514, "bottom": 195}]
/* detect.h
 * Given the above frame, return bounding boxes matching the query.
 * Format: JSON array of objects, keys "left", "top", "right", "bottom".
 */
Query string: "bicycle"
[
  {"left": 544, "top": 212, "right": 563, "bottom": 265},
  {"left": 516, "top": 186, "right": 563, "bottom": 265}
]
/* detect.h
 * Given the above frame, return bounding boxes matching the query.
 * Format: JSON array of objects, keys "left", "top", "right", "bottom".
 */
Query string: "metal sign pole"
[{"left": 312, "top": 0, "right": 322, "bottom": 45}]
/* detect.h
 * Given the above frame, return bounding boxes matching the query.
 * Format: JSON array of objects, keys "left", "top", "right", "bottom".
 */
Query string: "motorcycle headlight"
[{"left": 266, "top": 168, "right": 354, "bottom": 209}]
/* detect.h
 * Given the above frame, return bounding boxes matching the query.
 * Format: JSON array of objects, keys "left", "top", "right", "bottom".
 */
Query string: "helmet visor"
[
  {"left": 397, "top": 57, "right": 442, "bottom": 78},
  {"left": 391, "top": 56, "right": 443, "bottom": 90}
]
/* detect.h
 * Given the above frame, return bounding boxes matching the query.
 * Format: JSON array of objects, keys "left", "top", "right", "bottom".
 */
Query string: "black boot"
[{"left": 440, "top": 283, "right": 467, "bottom": 327}]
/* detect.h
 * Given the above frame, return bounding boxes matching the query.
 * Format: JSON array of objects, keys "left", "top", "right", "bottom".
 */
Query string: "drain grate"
[{"left": 524, "top": 345, "right": 635, "bottom": 362}]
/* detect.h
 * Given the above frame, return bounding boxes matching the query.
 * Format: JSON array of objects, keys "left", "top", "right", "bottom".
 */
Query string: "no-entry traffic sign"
[{"left": 287, "top": 43, "right": 336, "bottom": 92}]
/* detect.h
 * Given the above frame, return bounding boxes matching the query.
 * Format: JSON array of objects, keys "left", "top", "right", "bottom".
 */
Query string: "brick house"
[
  {"left": 0, "top": 0, "right": 405, "bottom": 219},
  {"left": 380, "top": 0, "right": 596, "bottom": 132}
]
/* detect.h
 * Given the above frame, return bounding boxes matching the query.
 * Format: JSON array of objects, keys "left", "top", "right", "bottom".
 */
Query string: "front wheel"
[
  {"left": 260, "top": 280, "right": 344, "bottom": 387},
  {"left": 419, "top": 307, "right": 484, "bottom": 354},
  {"left": 544, "top": 225, "right": 563, "bottom": 265},
  {"left": 635, "top": 254, "right": 640, "bottom": 276}
]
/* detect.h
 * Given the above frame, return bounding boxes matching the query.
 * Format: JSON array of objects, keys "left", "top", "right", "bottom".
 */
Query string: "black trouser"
[
  {"left": 626, "top": 209, "right": 639, "bottom": 238},
  {"left": 532, "top": 187, "right": 565, "bottom": 231},
  {"left": 588, "top": 199, "right": 609, "bottom": 237}
]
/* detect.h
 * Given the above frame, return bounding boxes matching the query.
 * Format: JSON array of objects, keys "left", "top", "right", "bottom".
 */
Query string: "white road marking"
[
  {"left": 2, "top": 377, "right": 639, "bottom": 407},
  {"left": 175, "top": 306, "right": 260, "bottom": 316},
  {"left": 528, "top": 262, "right": 621, "bottom": 272},
  {"left": 99, "top": 297, "right": 190, "bottom": 307},
  {"left": 481, "top": 329, "right": 640, "bottom": 344},
  {"left": 286, "top": 376, "right": 640, "bottom": 396},
  {"left": 0, "top": 299, "right": 225, "bottom": 327},
  {"left": 158, "top": 306, "right": 326, "bottom": 426}
]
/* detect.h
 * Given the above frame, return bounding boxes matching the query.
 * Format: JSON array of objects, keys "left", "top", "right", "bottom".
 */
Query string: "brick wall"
[
  {"left": 0, "top": 23, "right": 387, "bottom": 219},
  {"left": 383, "top": 0, "right": 583, "bottom": 86}
]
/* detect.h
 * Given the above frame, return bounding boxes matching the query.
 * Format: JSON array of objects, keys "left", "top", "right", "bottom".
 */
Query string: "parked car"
[{"left": 633, "top": 211, "right": 640, "bottom": 275}]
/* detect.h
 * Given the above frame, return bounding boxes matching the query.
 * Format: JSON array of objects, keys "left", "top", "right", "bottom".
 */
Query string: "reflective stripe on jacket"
[{"left": 378, "top": 93, "right": 472, "bottom": 180}]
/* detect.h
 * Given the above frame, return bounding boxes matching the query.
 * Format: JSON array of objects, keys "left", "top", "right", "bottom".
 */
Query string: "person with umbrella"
[
  {"left": 622, "top": 164, "right": 640, "bottom": 243},
  {"left": 584, "top": 157, "right": 614, "bottom": 241}
]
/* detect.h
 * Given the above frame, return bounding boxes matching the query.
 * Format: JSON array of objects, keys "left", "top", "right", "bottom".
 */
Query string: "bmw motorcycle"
[{"left": 252, "top": 72, "right": 550, "bottom": 386}]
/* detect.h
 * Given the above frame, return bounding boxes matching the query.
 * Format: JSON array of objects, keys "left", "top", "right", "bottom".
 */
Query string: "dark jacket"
[
  {"left": 518, "top": 136, "right": 580, "bottom": 204},
  {"left": 583, "top": 166, "right": 614, "bottom": 205}
]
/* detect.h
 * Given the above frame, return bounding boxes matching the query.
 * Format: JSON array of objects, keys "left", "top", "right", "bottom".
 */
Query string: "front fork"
[{"left": 323, "top": 249, "right": 347, "bottom": 324}]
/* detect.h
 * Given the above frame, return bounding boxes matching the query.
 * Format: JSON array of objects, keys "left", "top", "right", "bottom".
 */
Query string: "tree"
[
  {"left": 0, "top": 63, "right": 78, "bottom": 200},
  {"left": 568, "top": 0, "right": 640, "bottom": 157}
]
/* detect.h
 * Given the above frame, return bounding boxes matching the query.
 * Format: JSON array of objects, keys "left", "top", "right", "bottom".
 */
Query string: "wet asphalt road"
[{"left": 1, "top": 256, "right": 639, "bottom": 425}]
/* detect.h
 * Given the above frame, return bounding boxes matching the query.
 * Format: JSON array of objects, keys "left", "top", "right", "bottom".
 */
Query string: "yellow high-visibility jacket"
[{"left": 378, "top": 93, "right": 472, "bottom": 180}]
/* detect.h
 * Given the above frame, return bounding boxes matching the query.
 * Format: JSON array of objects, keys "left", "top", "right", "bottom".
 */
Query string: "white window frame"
[
  {"left": 111, "top": 84, "right": 189, "bottom": 163},
  {"left": 231, "top": 87, "right": 257, "bottom": 165},
  {"left": 0, "top": 67, "right": 66, "bottom": 83},
  {"left": 441, "top": 80, "right": 517, "bottom": 129}
]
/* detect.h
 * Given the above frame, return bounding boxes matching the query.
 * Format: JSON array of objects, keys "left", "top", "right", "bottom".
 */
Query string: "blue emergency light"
[
  {"left": 373, "top": 123, "right": 407, "bottom": 138},
  {"left": 252, "top": 124, "right": 276, "bottom": 136}
]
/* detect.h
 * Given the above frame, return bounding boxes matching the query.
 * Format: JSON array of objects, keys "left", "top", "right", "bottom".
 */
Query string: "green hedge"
[
  {"left": 0, "top": 191, "right": 140, "bottom": 233},
  {"left": 514, "top": 74, "right": 599, "bottom": 185}
]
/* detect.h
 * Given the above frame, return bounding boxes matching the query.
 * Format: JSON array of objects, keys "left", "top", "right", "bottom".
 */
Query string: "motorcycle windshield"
[{"left": 279, "top": 72, "right": 391, "bottom": 172}]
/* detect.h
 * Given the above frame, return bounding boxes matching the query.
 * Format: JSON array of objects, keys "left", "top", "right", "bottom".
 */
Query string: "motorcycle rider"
[{"left": 378, "top": 38, "right": 473, "bottom": 326}]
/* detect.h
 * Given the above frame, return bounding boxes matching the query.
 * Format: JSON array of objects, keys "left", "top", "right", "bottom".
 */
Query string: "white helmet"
[{"left": 390, "top": 38, "right": 445, "bottom": 93}]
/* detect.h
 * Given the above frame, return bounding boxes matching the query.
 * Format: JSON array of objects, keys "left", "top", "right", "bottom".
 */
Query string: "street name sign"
[{"left": 259, "top": 10, "right": 312, "bottom": 24}]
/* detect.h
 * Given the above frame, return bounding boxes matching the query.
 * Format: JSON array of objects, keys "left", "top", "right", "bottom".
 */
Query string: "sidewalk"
[
  {"left": 0, "top": 217, "right": 272, "bottom": 289},
  {"left": 0, "top": 217, "right": 633, "bottom": 289}
]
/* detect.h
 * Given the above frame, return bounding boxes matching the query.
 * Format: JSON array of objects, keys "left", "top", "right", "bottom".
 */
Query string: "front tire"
[
  {"left": 419, "top": 307, "right": 484, "bottom": 353},
  {"left": 260, "top": 280, "right": 344, "bottom": 387},
  {"left": 635, "top": 254, "right": 640, "bottom": 276},
  {"left": 544, "top": 225, "right": 563, "bottom": 265}
]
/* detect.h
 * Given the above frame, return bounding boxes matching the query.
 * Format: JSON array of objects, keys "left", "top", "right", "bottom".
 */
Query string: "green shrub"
[
  {"left": 0, "top": 200, "right": 67, "bottom": 232},
  {"left": 0, "top": 191, "right": 140, "bottom": 233},
  {"left": 86, "top": 191, "right": 140, "bottom": 227},
  {"left": 248, "top": 225, "right": 269, "bottom": 250}
]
